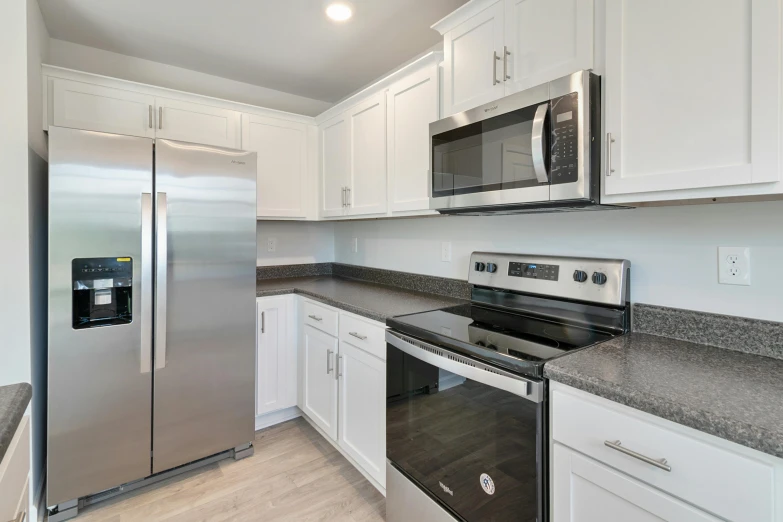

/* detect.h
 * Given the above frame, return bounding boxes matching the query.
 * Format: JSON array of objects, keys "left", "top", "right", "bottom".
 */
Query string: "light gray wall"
[
  {"left": 47, "top": 39, "right": 333, "bottom": 117},
  {"left": 334, "top": 201, "right": 783, "bottom": 322},
  {"left": 256, "top": 221, "right": 335, "bottom": 266},
  {"left": 1, "top": 0, "right": 32, "bottom": 386}
]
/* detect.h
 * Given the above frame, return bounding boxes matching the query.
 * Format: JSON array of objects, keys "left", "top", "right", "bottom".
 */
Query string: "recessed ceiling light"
[{"left": 326, "top": 3, "right": 352, "bottom": 22}]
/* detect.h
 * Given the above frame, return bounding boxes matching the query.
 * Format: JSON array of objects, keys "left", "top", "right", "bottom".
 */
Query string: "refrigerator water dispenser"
[{"left": 72, "top": 257, "right": 133, "bottom": 329}]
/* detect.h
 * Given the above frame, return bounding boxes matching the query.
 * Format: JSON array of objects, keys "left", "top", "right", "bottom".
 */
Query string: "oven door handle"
[
  {"left": 531, "top": 103, "right": 549, "bottom": 184},
  {"left": 386, "top": 330, "right": 544, "bottom": 403}
]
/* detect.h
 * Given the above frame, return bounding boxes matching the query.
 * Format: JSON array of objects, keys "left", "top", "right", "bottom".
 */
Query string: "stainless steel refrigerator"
[{"left": 46, "top": 126, "right": 257, "bottom": 516}]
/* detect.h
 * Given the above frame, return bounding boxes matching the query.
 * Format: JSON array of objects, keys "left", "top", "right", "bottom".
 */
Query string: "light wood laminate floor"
[{"left": 71, "top": 417, "right": 386, "bottom": 521}]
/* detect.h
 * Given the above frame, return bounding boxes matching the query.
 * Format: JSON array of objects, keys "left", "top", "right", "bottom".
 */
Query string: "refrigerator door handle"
[
  {"left": 140, "top": 193, "right": 153, "bottom": 373},
  {"left": 155, "top": 192, "right": 168, "bottom": 370}
]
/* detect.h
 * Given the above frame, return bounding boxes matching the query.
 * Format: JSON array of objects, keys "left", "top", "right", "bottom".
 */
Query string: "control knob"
[
  {"left": 475, "top": 262, "right": 486, "bottom": 272},
  {"left": 573, "top": 270, "right": 588, "bottom": 283},
  {"left": 486, "top": 263, "right": 498, "bottom": 273},
  {"left": 592, "top": 272, "right": 607, "bottom": 285}
]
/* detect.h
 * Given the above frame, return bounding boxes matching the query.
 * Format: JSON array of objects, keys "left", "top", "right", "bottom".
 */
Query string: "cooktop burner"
[
  {"left": 386, "top": 252, "right": 631, "bottom": 379},
  {"left": 388, "top": 303, "right": 616, "bottom": 378}
]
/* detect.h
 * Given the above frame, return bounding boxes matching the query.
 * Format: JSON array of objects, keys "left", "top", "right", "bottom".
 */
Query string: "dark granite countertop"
[
  {"left": 545, "top": 333, "right": 783, "bottom": 459},
  {"left": 0, "top": 383, "right": 32, "bottom": 463},
  {"left": 257, "top": 276, "right": 467, "bottom": 323}
]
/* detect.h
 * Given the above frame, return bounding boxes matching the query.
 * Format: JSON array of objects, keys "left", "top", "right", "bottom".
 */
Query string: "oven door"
[{"left": 386, "top": 330, "right": 546, "bottom": 522}]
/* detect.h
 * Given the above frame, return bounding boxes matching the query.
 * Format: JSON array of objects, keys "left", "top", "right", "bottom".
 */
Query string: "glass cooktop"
[{"left": 387, "top": 303, "right": 616, "bottom": 378}]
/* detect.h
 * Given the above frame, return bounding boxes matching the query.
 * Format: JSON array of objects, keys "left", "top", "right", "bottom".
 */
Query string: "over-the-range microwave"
[{"left": 429, "top": 70, "right": 616, "bottom": 215}]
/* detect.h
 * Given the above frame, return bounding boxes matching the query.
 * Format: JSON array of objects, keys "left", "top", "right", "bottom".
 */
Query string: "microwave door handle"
[{"left": 531, "top": 103, "right": 549, "bottom": 184}]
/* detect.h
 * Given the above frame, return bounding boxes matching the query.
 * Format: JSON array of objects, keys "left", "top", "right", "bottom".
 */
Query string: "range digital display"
[{"left": 508, "top": 262, "right": 559, "bottom": 281}]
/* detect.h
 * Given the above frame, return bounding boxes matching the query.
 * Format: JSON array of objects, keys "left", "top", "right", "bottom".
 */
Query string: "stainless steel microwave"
[{"left": 429, "top": 70, "right": 605, "bottom": 215}]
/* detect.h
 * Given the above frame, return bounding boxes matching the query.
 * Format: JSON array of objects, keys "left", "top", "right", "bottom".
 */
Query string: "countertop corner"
[{"left": 0, "top": 382, "right": 32, "bottom": 463}]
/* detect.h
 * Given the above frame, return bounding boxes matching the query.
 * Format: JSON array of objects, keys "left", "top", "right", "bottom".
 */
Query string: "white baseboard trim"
[
  {"left": 299, "top": 414, "right": 386, "bottom": 497},
  {"left": 255, "top": 406, "right": 302, "bottom": 431}
]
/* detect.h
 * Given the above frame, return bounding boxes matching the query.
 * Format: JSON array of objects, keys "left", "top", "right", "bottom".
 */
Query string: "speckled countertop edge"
[
  {"left": 257, "top": 284, "right": 390, "bottom": 323},
  {"left": 0, "top": 383, "right": 32, "bottom": 463}
]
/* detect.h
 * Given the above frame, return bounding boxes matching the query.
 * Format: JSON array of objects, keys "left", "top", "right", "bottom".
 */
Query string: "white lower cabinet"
[
  {"left": 0, "top": 416, "right": 30, "bottom": 522},
  {"left": 301, "top": 324, "right": 340, "bottom": 440},
  {"left": 256, "top": 296, "right": 297, "bottom": 417},
  {"left": 337, "top": 341, "right": 386, "bottom": 487},
  {"left": 551, "top": 383, "right": 783, "bottom": 522},
  {"left": 553, "top": 443, "right": 719, "bottom": 522},
  {"left": 298, "top": 298, "right": 387, "bottom": 492}
]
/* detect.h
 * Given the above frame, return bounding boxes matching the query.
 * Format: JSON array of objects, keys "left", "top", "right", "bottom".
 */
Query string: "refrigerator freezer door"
[
  {"left": 152, "top": 139, "right": 256, "bottom": 473},
  {"left": 47, "top": 127, "right": 154, "bottom": 506}
]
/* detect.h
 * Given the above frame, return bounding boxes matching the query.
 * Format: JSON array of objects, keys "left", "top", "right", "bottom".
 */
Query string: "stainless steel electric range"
[{"left": 385, "top": 252, "right": 631, "bottom": 522}]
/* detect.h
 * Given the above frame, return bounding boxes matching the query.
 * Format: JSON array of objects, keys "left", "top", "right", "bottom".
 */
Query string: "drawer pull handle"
[
  {"left": 308, "top": 314, "right": 323, "bottom": 322},
  {"left": 605, "top": 440, "right": 671, "bottom": 472},
  {"left": 349, "top": 332, "right": 367, "bottom": 341}
]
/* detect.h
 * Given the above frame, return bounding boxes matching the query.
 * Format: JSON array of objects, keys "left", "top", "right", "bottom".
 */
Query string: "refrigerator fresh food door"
[
  {"left": 152, "top": 139, "right": 256, "bottom": 473},
  {"left": 47, "top": 127, "right": 154, "bottom": 506}
]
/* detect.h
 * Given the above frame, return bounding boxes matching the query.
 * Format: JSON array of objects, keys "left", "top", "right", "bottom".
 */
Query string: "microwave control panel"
[{"left": 550, "top": 92, "right": 579, "bottom": 185}]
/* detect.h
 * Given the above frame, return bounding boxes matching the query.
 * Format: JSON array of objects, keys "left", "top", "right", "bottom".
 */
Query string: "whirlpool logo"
[
  {"left": 439, "top": 481, "right": 454, "bottom": 496},
  {"left": 231, "top": 160, "right": 246, "bottom": 165},
  {"left": 484, "top": 105, "right": 499, "bottom": 113}
]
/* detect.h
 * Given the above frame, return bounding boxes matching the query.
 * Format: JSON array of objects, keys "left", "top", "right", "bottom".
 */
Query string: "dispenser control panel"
[{"left": 72, "top": 257, "right": 133, "bottom": 329}]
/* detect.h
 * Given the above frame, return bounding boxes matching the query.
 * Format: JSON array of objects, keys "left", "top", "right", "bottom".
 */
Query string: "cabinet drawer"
[
  {"left": 302, "top": 299, "right": 338, "bottom": 337},
  {"left": 552, "top": 387, "right": 774, "bottom": 522},
  {"left": 339, "top": 313, "right": 386, "bottom": 361},
  {"left": 0, "top": 416, "right": 30, "bottom": 522}
]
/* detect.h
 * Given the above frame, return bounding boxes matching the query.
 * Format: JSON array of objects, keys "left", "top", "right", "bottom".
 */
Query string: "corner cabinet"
[
  {"left": 301, "top": 324, "right": 340, "bottom": 439},
  {"left": 243, "top": 114, "right": 311, "bottom": 219},
  {"left": 320, "top": 92, "right": 388, "bottom": 218},
  {"left": 436, "top": 0, "right": 593, "bottom": 116},
  {"left": 256, "top": 296, "right": 297, "bottom": 417},
  {"left": 602, "top": 0, "right": 782, "bottom": 202}
]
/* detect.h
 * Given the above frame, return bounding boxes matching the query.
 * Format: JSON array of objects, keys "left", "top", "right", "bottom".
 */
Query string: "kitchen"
[{"left": 1, "top": 0, "right": 783, "bottom": 521}]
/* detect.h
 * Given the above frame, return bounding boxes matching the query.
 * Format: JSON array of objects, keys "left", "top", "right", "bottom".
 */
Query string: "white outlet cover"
[
  {"left": 718, "top": 246, "right": 750, "bottom": 286},
  {"left": 267, "top": 237, "right": 277, "bottom": 253},
  {"left": 441, "top": 242, "right": 452, "bottom": 262}
]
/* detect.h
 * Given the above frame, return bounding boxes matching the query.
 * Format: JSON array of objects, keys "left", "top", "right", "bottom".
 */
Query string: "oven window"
[
  {"left": 387, "top": 343, "right": 544, "bottom": 522},
  {"left": 432, "top": 104, "right": 547, "bottom": 198}
]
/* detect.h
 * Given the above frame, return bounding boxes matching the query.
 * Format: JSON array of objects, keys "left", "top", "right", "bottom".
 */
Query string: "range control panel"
[{"left": 469, "top": 252, "right": 630, "bottom": 307}]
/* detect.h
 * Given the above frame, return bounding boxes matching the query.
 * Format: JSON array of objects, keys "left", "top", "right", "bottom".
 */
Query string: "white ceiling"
[{"left": 38, "top": 0, "right": 468, "bottom": 103}]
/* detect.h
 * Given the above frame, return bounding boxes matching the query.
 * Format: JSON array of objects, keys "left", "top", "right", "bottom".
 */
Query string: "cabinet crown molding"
[{"left": 431, "top": 0, "right": 502, "bottom": 35}]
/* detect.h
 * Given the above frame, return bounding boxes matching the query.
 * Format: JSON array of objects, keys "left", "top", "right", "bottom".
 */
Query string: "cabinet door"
[
  {"left": 337, "top": 341, "right": 386, "bottom": 487},
  {"left": 603, "top": 0, "right": 780, "bottom": 198},
  {"left": 320, "top": 113, "right": 350, "bottom": 218},
  {"left": 52, "top": 79, "right": 155, "bottom": 138},
  {"left": 553, "top": 444, "right": 720, "bottom": 522},
  {"left": 348, "top": 92, "right": 387, "bottom": 216},
  {"left": 504, "top": 0, "right": 593, "bottom": 94},
  {"left": 443, "top": 1, "right": 506, "bottom": 116},
  {"left": 256, "top": 297, "right": 295, "bottom": 416},
  {"left": 301, "top": 325, "right": 339, "bottom": 439},
  {"left": 243, "top": 114, "right": 308, "bottom": 219},
  {"left": 387, "top": 65, "right": 439, "bottom": 213},
  {"left": 155, "top": 97, "right": 241, "bottom": 148}
]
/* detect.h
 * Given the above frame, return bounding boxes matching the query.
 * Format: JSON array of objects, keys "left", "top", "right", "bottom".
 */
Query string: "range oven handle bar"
[{"left": 385, "top": 330, "right": 544, "bottom": 403}]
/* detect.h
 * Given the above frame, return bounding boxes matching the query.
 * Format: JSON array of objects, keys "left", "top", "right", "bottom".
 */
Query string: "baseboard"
[
  {"left": 255, "top": 406, "right": 302, "bottom": 431},
  {"left": 299, "top": 414, "right": 386, "bottom": 497}
]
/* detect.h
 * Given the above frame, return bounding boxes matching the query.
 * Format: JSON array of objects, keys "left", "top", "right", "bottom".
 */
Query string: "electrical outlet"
[
  {"left": 267, "top": 237, "right": 277, "bottom": 253},
  {"left": 718, "top": 247, "right": 750, "bottom": 285},
  {"left": 352, "top": 237, "right": 358, "bottom": 253},
  {"left": 441, "top": 242, "right": 452, "bottom": 262}
]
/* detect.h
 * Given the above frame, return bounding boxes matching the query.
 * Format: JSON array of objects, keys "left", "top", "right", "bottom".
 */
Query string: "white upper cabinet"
[
  {"left": 436, "top": 0, "right": 593, "bottom": 116},
  {"left": 347, "top": 92, "right": 387, "bottom": 216},
  {"left": 243, "top": 114, "right": 309, "bottom": 219},
  {"left": 51, "top": 79, "right": 156, "bottom": 139},
  {"left": 603, "top": 0, "right": 781, "bottom": 201},
  {"left": 504, "top": 0, "right": 593, "bottom": 94},
  {"left": 387, "top": 64, "right": 439, "bottom": 214},
  {"left": 320, "top": 113, "right": 350, "bottom": 218},
  {"left": 155, "top": 97, "right": 241, "bottom": 148},
  {"left": 441, "top": 1, "right": 506, "bottom": 115}
]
